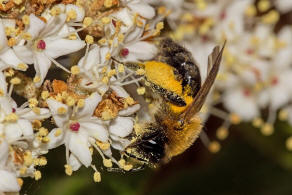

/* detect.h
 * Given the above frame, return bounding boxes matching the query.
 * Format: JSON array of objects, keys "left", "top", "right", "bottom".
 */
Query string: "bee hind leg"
[{"left": 149, "top": 81, "right": 186, "bottom": 106}]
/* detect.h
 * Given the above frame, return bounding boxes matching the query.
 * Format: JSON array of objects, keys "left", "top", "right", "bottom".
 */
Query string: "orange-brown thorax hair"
[
  {"left": 143, "top": 61, "right": 194, "bottom": 113},
  {"left": 158, "top": 109, "right": 202, "bottom": 162}
]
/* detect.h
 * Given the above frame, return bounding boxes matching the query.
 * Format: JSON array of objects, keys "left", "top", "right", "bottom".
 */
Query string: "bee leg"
[{"left": 149, "top": 81, "right": 186, "bottom": 106}]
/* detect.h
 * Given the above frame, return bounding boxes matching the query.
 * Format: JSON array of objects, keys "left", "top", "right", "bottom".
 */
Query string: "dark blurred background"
[{"left": 20, "top": 117, "right": 292, "bottom": 195}]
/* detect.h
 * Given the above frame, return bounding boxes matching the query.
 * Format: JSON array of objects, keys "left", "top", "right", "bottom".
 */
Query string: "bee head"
[{"left": 125, "top": 126, "right": 167, "bottom": 164}]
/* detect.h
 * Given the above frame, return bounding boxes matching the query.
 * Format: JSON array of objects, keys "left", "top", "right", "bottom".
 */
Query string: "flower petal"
[
  {"left": 0, "top": 170, "right": 20, "bottom": 192},
  {"left": 78, "top": 44, "right": 100, "bottom": 71},
  {"left": 0, "top": 49, "right": 24, "bottom": 69},
  {"left": 125, "top": 41, "right": 157, "bottom": 61},
  {"left": 67, "top": 131, "right": 92, "bottom": 167},
  {"left": 66, "top": 4, "right": 85, "bottom": 22},
  {"left": 39, "top": 14, "right": 66, "bottom": 38},
  {"left": 18, "top": 108, "right": 51, "bottom": 121},
  {"left": 128, "top": 1, "right": 155, "bottom": 19},
  {"left": 109, "top": 116, "right": 133, "bottom": 137},
  {"left": 110, "top": 135, "right": 131, "bottom": 151},
  {"left": 110, "top": 85, "right": 130, "bottom": 98},
  {"left": 68, "top": 153, "right": 82, "bottom": 171},
  {"left": 4, "top": 123, "right": 22, "bottom": 142},
  {"left": 0, "top": 139, "right": 8, "bottom": 166},
  {"left": 34, "top": 52, "right": 51, "bottom": 87},
  {"left": 0, "top": 72, "right": 7, "bottom": 95},
  {"left": 46, "top": 98, "right": 70, "bottom": 127},
  {"left": 47, "top": 128, "right": 65, "bottom": 149},
  {"left": 0, "top": 20, "right": 8, "bottom": 51},
  {"left": 119, "top": 104, "right": 140, "bottom": 116},
  {"left": 13, "top": 45, "right": 34, "bottom": 64},
  {"left": 76, "top": 92, "right": 102, "bottom": 119},
  {"left": 80, "top": 120, "right": 109, "bottom": 142},
  {"left": 45, "top": 38, "right": 85, "bottom": 59},
  {"left": 17, "top": 119, "right": 33, "bottom": 137},
  {"left": 28, "top": 14, "right": 46, "bottom": 39}
]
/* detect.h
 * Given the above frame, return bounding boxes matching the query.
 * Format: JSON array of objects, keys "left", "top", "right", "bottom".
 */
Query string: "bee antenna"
[
  {"left": 182, "top": 41, "right": 226, "bottom": 121},
  {"left": 111, "top": 57, "right": 123, "bottom": 64}
]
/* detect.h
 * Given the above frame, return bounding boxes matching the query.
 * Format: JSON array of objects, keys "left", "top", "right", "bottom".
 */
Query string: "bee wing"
[
  {"left": 207, "top": 45, "right": 220, "bottom": 74},
  {"left": 183, "top": 41, "right": 226, "bottom": 121}
]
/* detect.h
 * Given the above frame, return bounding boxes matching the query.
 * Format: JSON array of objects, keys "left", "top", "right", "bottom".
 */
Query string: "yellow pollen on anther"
[
  {"left": 41, "top": 91, "right": 49, "bottom": 100},
  {"left": 118, "top": 159, "right": 126, "bottom": 167},
  {"left": 118, "top": 64, "right": 125, "bottom": 73},
  {"left": 279, "top": 109, "right": 288, "bottom": 121},
  {"left": 4, "top": 113, "right": 18, "bottom": 122},
  {"left": 50, "top": 6, "right": 62, "bottom": 16},
  {"left": 33, "top": 76, "right": 41, "bottom": 83},
  {"left": 258, "top": 0, "right": 270, "bottom": 12},
  {"left": 104, "top": 0, "right": 113, "bottom": 8},
  {"left": 125, "top": 97, "right": 135, "bottom": 105},
  {"left": 39, "top": 157, "right": 47, "bottom": 166},
  {"left": 22, "top": 32, "right": 32, "bottom": 40},
  {"left": 261, "top": 123, "right": 274, "bottom": 136},
  {"left": 137, "top": 87, "right": 146, "bottom": 95},
  {"left": 83, "top": 17, "right": 93, "bottom": 27},
  {"left": 8, "top": 37, "right": 16, "bottom": 47},
  {"left": 216, "top": 127, "right": 229, "bottom": 140},
  {"left": 39, "top": 127, "right": 48, "bottom": 137},
  {"left": 103, "top": 159, "right": 113, "bottom": 168},
  {"left": 96, "top": 141, "right": 110, "bottom": 150},
  {"left": 101, "top": 17, "right": 110, "bottom": 24},
  {"left": 17, "top": 63, "right": 28, "bottom": 71},
  {"left": 64, "top": 164, "right": 73, "bottom": 176},
  {"left": 32, "top": 107, "right": 40, "bottom": 114},
  {"left": 77, "top": 99, "right": 85, "bottom": 108},
  {"left": 29, "top": 98, "right": 38, "bottom": 108},
  {"left": 105, "top": 52, "right": 111, "bottom": 60},
  {"left": 136, "top": 69, "right": 145, "bottom": 75},
  {"left": 67, "top": 9, "right": 77, "bottom": 21},
  {"left": 57, "top": 107, "right": 67, "bottom": 114},
  {"left": 19, "top": 167, "right": 27, "bottom": 175},
  {"left": 252, "top": 117, "right": 263, "bottom": 127},
  {"left": 85, "top": 35, "right": 94, "bottom": 44},
  {"left": 208, "top": 141, "right": 221, "bottom": 153},
  {"left": 229, "top": 113, "right": 241, "bottom": 124},
  {"left": 34, "top": 171, "right": 41, "bottom": 180},
  {"left": 93, "top": 171, "right": 101, "bottom": 182},
  {"left": 54, "top": 129, "right": 62, "bottom": 137},
  {"left": 286, "top": 136, "right": 292, "bottom": 151},
  {"left": 102, "top": 76, "right": 109, "bottom": 84},
  {"left": 10, "top": 77, "right": 21, "bottom": 85},
  {"left": 261, "top": 10, "right": 280, "bottom": 24},
  {"left": 17, "top": 178, "right": 24, "bottom": 187},
  {"left": 123, "top": 164, "right": 133, "bottom": 171},
  {"left": 22, "top": 15, "right": 30, "bottom": 25},
  {"left": 13, "top": 0, "right": 22, "bottom": 5},
  {"left": 71, "top": 65, "right": 80, "bottom": 75}
]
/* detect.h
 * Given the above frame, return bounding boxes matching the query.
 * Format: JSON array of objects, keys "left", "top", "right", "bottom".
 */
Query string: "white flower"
[
  {"left": 46, "top": 92, "right": 108, "bottom": 167},
  {"left": 275, "top": 0, "right": 292, "bottom": 13},
  {"left": 0, "top": 73, "right": 50, "bottom": 143},
  {"left": 14, "top": 14, "right": 85, "bottom": 87},
  {"left": 0, "top": 19, "right": 26, "bottom": 71},
  {"left": 223, "top": 86, "right": 260, "bottom": 121},
  {"left": 0, "top": 139, "right": 20, "bottom": 193}
]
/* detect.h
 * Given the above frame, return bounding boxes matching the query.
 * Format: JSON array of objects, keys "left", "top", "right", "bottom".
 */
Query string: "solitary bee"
[{"left": 123, "top": 38, "right": 225, "bottom": 165}]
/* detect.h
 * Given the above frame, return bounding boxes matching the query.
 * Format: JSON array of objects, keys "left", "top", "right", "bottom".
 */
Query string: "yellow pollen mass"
[
  {"left": 34, "top": 171, "right": 42, "bottom": 180},
  {"left": 67, "top": 9, "right": 77, "bottom": 21},
  {"left": 208, "top": 141, "right": 221, "bottom": 153},
  {"left": 65, "top": 164, "right": 73, "bottom": 176},
  {"left": 279, "top": 109, "right": 288, "bottom": 121},
  {"left": 258, "top": 0, "right": 270, "bottom": 12},
  {"left": 33, "top": 76, "right": 41, "bottom": 83},
  {"left": 137, "top": 87, "right": 146, "bottom": 95},
  {"left": 77, "top": 99, "right": 85, "bottom": 108},
  {"left": 286, "top": 136, "right": 292, "bottom": 151},
  {"left": 8, "top": 37, "right": 16, "bottom": 47},
  {"left": 71, "top": 65, "right": 80, "bottom": 75},
  {"left": 10, "top": 77, "right": 21, "bottom": 85},
  {"left": 22, "top": 15, "right": 30, "bottom": 25},
  {"left": 5, "top": 113, "right": 18, "bottom": 122},
  {"left": 41, "top": 91, "right": 49, "bottom": 100},
  {"left": 83, "top": 17, "right": 93, "bottom": 27},
  {"left": 57, "top": 107, "right": 67, "bottom": 114},
  {"left": 85, "top": 35, "right": 94, "bottom": 44},
  {"left": 252, "top": 117, "right": 263, "bottom": 127},
  {"left": 103, "top": 159, "right": 113, "bottom": 168},
  {"left": 144, "top": 61, "right": 183, "bottom": 95},
  {"left": 118, "top": 64, "right": 125, "bottom": 73},
  {"left": 93, "top": 171, "right": 101, "bottom": 182},
  {"left": 216, "top": 127, "right": 229, "bottom": 140},
  {"left": 54, "top": 129, "right": 62, "bottom": 137},
  {"left": 101, "top": 17, "right": 110, "bottom": 24},
  {"left": 123, "top": 164, "right": 133, "bottom": 171},
  {"left": 17, "top": 63, "right": 28, "bottom": 71},
  {"left": 96, "top": 141, "right": 110, "bottom": 150},
  {"left": 17, "top": 178, "right": 23, "bottom": 187},
  {"left": 261, "top": 123, "right": 274, "bottom": 136}
]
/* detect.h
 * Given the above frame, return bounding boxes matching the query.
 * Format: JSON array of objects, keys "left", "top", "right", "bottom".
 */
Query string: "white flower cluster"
[
  {"left": 0, "top": 0, "right": 164, "bottom": 193},
  {"left": 156, "top": 0, "right": 292, "bottom": 151}
]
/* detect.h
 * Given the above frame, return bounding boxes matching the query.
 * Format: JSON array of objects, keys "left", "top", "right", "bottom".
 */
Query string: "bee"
[{"left": 122, "top": 38, "right": 225, "bottom": 165}]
